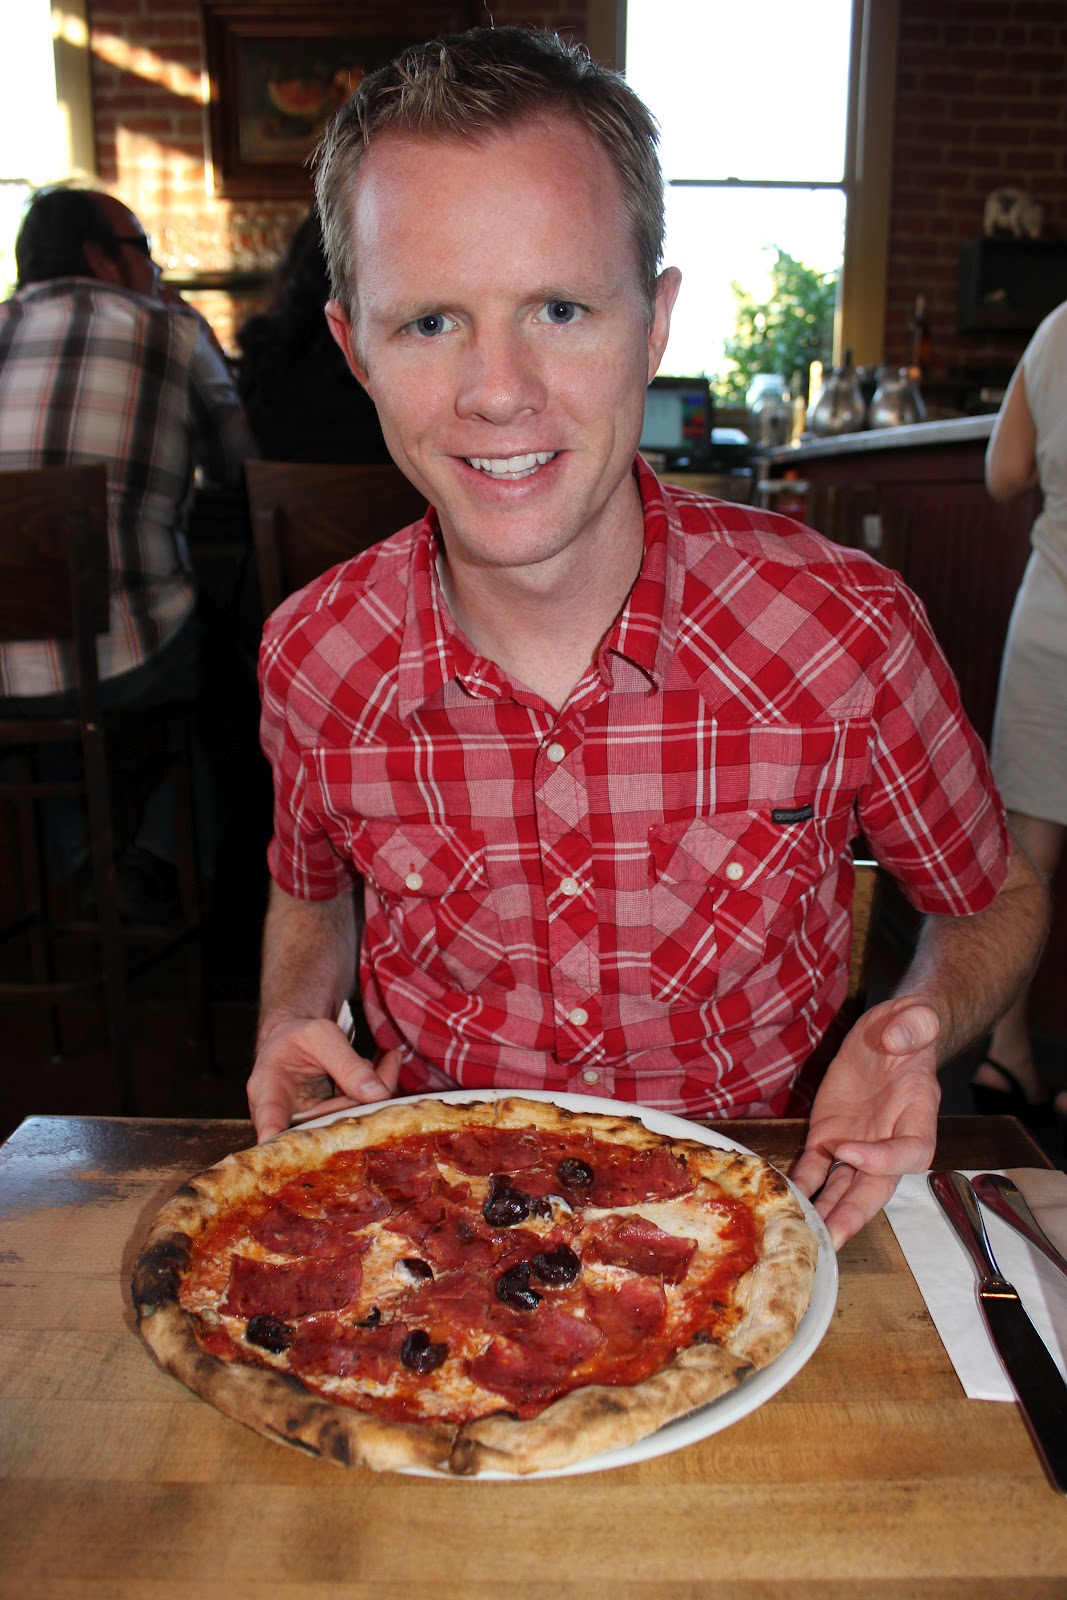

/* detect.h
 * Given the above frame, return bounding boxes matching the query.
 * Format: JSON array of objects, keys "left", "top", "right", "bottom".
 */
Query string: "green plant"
[{"left": 715, "top": 246, "right": 839, "bottom": 404}]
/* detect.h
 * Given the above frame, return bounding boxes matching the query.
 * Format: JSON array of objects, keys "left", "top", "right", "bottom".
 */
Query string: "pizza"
[{"left": 132, "top": 1096, "right": 818, "bottom": 1476}]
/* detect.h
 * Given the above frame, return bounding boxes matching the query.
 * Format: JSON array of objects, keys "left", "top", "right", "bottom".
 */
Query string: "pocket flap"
[
  {"left": 363, "top": 821, "right": 489, "bottom": 897},
  {"left": 649, "top": 812, "right": 821, "bottom": 892}
]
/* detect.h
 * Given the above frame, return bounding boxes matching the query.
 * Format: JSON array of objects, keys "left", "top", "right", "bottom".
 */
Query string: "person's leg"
[
  {"left": 0, "top": 613, "right": 209, "bottom": 888},
  {"left": 974, "top": 811, "right": 1064, "bottom": 1105},
  {"left": 98, "top": 616, "right": 216, "bottom": 871}
]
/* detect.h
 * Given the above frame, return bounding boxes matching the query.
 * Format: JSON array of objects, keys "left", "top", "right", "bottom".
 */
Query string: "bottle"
[
  {"left": 909, "top": 295, "right": 932, "bottom": 375},
  {"left": 790, "top": 367, "right": 807, "bottom": 443}
]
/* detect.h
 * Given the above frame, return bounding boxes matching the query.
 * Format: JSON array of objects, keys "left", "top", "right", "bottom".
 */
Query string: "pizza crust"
[{"left": 132, "top": 1097, "right": 818, "bottom": 1476}]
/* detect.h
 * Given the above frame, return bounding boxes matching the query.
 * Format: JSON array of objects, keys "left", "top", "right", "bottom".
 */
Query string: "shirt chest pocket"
[
  {"left": 361, "top": 821, "right": 514, "bottom": 995},
  {"left": 646, "top": 811, "right": 831, "bottom": 1004}
]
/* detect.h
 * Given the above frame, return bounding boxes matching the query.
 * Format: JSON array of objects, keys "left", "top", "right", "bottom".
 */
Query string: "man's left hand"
[{"left": 790, "top": 995, "right": 942, "bottom": 1250}]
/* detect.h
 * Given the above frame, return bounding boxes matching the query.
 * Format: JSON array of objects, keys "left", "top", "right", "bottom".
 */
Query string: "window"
[
  {"left": 610, "top": 0, "right": 896, "bottom": 386},
  {"left": 0, "top": 0, "right": 94, "bottom": 295}
]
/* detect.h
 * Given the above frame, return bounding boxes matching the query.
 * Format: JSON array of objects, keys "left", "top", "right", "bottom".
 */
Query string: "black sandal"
[{"left": 970, "top": 1056, "right": 1053, "bottom": 1127}]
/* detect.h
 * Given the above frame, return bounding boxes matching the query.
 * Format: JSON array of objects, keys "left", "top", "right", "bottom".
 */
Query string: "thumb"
[{"left": 881, "top": 998, "right": 941, "bottom": 1054}]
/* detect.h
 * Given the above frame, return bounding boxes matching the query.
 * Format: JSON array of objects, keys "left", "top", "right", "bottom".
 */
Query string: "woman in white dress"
[{"left": 973, "top": 300, "right": 1067, "bottom": 1133}]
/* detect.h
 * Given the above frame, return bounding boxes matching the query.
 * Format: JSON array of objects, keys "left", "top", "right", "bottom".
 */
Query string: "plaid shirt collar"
[{"left": 396, "top": 456, "right": 681, "bottom": 719}]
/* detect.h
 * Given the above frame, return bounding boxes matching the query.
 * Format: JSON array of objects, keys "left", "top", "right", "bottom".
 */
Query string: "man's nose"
[{"left": 455, "top": 328, "right": 547, "bottom": 423}]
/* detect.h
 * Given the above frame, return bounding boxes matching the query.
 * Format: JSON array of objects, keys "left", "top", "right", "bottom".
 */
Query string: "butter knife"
[
  {"left": 928, "top": 1169, "right": 1067, "bottom": 1495},
  {"left": 973, "top": 1173, "right": 1067, "bottom": 1284}
]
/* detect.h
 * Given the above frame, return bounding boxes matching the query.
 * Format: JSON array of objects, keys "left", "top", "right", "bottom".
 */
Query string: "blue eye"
[
  {"left": 412, "top": 312, "right": 453, "bottom": 337},
  {"left": 540, "top": 301, "right": 580, "bottom": 324}
]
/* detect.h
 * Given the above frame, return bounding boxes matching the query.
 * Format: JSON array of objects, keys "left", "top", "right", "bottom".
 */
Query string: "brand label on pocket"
[{"left": 770, "top": 803, "right": 814, "bottom": 825}]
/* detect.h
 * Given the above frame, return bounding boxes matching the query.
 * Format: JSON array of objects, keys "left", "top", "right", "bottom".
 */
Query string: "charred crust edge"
[{"left": 130, "top": 1233, "right": 192, "bottom": 1314}]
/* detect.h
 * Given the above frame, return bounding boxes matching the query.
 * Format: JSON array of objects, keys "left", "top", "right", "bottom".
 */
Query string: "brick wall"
[
  {"left": 883, "top": 0, "right": 1067, "bottom": 381},
  {"left": 86, "top": 0, "right": 589, "bottom": 349},
  {"left": 91, "top": 1, "right": 1065, "bottom": 378}
]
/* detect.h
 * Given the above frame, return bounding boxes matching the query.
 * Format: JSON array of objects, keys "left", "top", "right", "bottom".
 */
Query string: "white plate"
[{"left": 292, "top": 1088, "right": 838, "bottom": 1479}]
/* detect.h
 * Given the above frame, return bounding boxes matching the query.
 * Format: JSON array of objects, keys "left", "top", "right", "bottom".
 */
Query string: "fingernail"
[
  {"left": 884, "top": 1023, "right": 914, "bottom": 1050},
  {"left": 360, "top": 1081, "right": 389, "bottom": 1101}
]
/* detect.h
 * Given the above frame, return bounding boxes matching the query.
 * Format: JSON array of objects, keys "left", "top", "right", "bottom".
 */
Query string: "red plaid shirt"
[{"left": 260, "top": 457, "right": 1007, "bottom": 1118}]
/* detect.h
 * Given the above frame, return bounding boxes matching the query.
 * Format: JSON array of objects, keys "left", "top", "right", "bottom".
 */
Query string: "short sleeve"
[{"left": 857, "top": 577, "right": 1008, "bottom": 915}]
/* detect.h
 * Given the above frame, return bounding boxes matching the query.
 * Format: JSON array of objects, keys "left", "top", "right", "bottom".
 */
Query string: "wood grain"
[{"left": 1, "top": 1113, "right": 1064, "bottom": 1599}]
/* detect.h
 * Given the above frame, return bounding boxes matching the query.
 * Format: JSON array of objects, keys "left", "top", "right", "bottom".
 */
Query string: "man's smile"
[{"left": 465, "top": 451, "right": 558, "bottom": 480}]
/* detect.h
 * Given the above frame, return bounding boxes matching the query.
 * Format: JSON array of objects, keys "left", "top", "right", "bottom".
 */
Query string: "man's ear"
[
  {"left": 81, "top": 240, "right": 121, "bottom": 285},
  {"left": 647, "top": 266, "right": 682, "bottom": 382},
  {"left": 325, "top": 299, "right": 372, "bottom": 392}
]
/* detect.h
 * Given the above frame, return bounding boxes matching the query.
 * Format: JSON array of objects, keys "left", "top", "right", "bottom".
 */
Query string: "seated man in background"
[
  {"left": 0, "top": 185, "right": 257, "bottom": 918},
  {"left": 247, "top": 27, "right": 1047, "bottom": 1247}
]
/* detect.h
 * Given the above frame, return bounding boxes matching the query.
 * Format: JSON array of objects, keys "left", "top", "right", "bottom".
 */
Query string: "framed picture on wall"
[{"left": 199, "top": 2, "right": 483, "bottom": 197}]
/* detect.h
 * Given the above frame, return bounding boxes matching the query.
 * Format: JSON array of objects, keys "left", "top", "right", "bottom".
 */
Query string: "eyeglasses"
[{"left": 112, "top": 234, "right": 153, "bottom": 258}]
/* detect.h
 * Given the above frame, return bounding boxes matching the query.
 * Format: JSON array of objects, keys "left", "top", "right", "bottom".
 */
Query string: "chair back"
[
  {"left": 0, "top": 464, "right": 111, "bottom": 719},
  {"left": 245, "top": 460, "right": 427, "bottom": 614},
  {"left": 847, "top": 857, "right": 881, "bottom": 1004}
]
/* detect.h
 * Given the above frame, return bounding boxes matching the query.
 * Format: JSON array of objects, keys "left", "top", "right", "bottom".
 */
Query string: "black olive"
[
  {"left": 483, "top": 1174, "right": 533, "bottom": 1227},
  {"left": 357, "top": 1306, "right": 382, "bottom": 1328},
  {"left": 495, "top": 1261, "right": 542, "bottom": 1311},
  {"left": 400, "top": 1257, "right": 434, "bottom": 1280},
  {"left": 531, "top": 1196, "right": 554, "bottom": 1220},
  {"left": 400, "top": 1328, "right": 449, "bottom": 1372},
  {"left": 556, "top": 1157, "right": 594, "bottom": 1189},
  {"left": 245, "top": 1314, "right": 294, "bottom": 1353},
  {"left": 531, "top": 1243, "right": 581, "bottom": 1285}
]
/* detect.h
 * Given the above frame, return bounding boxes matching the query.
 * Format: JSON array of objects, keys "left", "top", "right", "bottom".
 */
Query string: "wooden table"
[{"left": 2, "top": 1114, "right": 1065, "bottom": 1598}]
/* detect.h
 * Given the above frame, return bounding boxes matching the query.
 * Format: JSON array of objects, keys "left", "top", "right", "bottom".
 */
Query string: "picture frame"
[{"left": 199, "top": 2, "right": 483, "bottom": 198}]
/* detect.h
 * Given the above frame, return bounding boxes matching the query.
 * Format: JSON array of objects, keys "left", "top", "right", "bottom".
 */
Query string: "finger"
[
  {"left": 814, "top": 1170, "right": 899, "bottom": 1250},
  {"left": 291, "top": 1051, "right": 402, "bottom": 1125},
  {"left": 789, "top": 1143, "right": 836, "bottom": 1199},
  {"left": 320, "top": 1045, "right": 395, "bottom": 1104},
  {"left": 291, "top": 1093, "right": 361, "bottom": 1123},
  {"left": 249, "top": 1084, "right": 295, "bottom": 1145},
  {"left": 881, "top": 999, "right": 941, "bottom": 1054},
  {"left": 832, "top": 1131, "right": 934, "bottom": 1177},
  {"left": 376, "top": 1048, "right": 402, "bottom": 1094}
]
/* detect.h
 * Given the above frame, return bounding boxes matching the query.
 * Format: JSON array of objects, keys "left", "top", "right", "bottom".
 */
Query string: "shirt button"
[
  {"left": 581, "top": 1069, "right": 600, "bottom": 1085},
  {"left": 404, "top": 871, "right": 424, "bottom": 891},
  {"left": 568, "top": 1007, "right": 589, "bottom": 1027},
  {"left": 560, "top": 877, "right": 580, "bottom": 897},
  {"left": 724, "top": 861, "right": 744, "bottom": 882},
  {"left": 546, "top": 741, "right": 566, "bottom": 763}
]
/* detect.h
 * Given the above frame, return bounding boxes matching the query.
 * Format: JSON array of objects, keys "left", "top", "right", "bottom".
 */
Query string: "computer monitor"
[{"left": 639, "top": 376, "right": 712, "bottom": 469}]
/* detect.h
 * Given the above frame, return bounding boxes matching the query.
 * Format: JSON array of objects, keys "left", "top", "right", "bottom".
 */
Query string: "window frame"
[{"left": 587, "top": 0, "right": 898, "bottom": 367}]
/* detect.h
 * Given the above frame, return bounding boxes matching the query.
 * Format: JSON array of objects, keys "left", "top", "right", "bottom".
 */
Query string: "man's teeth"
[{"left": 467, "top": 451, "right": 556, "bottom": 480}]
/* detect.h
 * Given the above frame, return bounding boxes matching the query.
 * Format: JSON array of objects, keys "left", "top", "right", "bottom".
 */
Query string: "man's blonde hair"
[{"left": 314, "top": 26, "right": 666, "bottom": 327}]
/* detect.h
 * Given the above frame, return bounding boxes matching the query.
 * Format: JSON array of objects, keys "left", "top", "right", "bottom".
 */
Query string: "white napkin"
[{"left": 884, "top": 1167, "right": 1067, "bottom": 1401}]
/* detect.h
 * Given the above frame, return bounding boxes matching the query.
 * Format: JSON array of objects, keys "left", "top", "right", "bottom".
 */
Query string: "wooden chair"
[
  {"left": 0, "top": 464, "right": 210, "bottom": 1110},
  {"left": 784, "top": 852, "right": 883, "bottom": 1113},
  {"left": 245, "top": 461, "right": 427, "bottom": 615},
  {"left": 846, "top": 856, "right": 881, "bottom": 1010},
  {"left": 245, "top": 461, "right": 427, "bottom": 1057}
]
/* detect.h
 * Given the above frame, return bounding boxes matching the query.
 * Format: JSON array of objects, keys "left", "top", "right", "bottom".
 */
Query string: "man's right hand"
[{"left": 247, "top": 1016, "right": 402, "bottom": 1142}]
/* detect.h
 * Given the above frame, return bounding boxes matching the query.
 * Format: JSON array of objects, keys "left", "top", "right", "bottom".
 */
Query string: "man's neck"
[{"left": 437, "top": 522, "right": 645, "bottom": 712}]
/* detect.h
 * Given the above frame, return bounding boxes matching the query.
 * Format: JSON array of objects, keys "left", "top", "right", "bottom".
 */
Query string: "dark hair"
[
  {"left": 15, "top": 186, "right": 120, "bottom": 286},
  {"left": 237, "top": 210, "right": 342, "bottom": 402},
  {"left": 314, "top": 26, "right": 665, "bottom": 324},
  {"left": 235, "top": 208, "right": 390, "bottom": 464}
]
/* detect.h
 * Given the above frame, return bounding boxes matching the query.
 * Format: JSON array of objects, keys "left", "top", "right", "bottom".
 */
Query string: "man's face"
[
  {"left": 327, "top": 118, "right": 679, "bottom": 584},
  {"left": 89, "top": 196, "right": 160, "bottom": 299}
]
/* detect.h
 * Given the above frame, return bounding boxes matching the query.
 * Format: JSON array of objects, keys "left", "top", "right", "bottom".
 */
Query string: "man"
[
  {"left": 0, "top": 186, "right": 257, "bottom": 909},
  {"left": 248, "top": 27, "right": 1047, "bottom": 1247}
]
